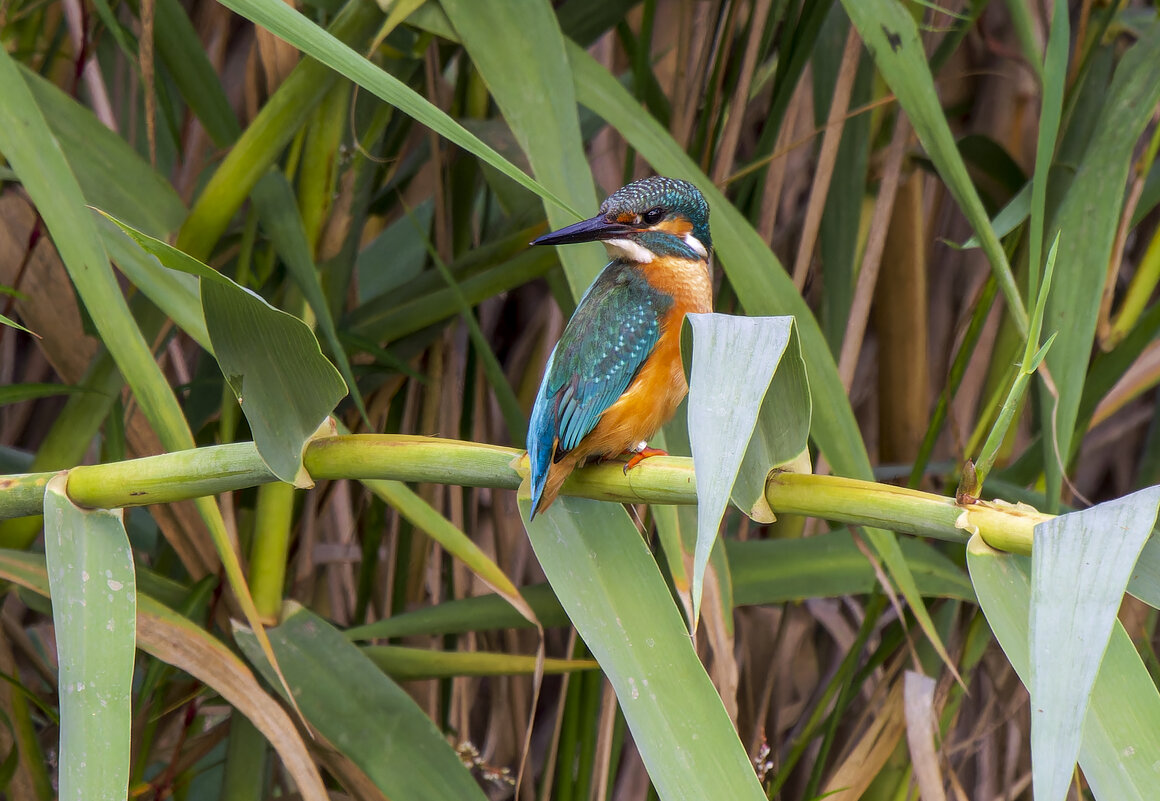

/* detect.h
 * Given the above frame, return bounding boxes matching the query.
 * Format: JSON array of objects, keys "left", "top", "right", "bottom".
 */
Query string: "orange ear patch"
[{"left": 654, "top": 217, "right": 693, "bottom": 236}]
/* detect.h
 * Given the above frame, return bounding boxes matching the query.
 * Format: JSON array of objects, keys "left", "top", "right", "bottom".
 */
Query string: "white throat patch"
[{"left": 603, "top": 238, "right": 655, "bottom": 264}]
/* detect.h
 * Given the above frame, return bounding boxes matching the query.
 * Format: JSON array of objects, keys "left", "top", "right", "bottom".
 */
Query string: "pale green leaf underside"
[
  {"left": 685, "top": 313, "right": 810, "bottom": 627},
  {"left": 44, "top": 475, "right": 135, "bottom": 801},
  {"left": 1029, "top": 488, "right": 1160, "bottom": 801},
  {"left": 968, "top": 535, "right": 1160, "bottom": 800}
]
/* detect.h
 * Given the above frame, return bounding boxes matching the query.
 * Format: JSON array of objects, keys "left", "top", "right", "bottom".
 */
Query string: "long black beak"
[{"left": 530, "top": 215, "right": 631, "bottom": 247}]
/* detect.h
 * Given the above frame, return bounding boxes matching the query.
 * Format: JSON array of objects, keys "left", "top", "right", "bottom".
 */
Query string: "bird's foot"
[{"left": 622, "top": 446, "right": 668, "bottom": 474}]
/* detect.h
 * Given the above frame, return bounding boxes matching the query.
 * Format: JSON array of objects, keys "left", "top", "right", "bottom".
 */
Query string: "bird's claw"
[{"left": 622, "top": 447, "right": 668, "bottom": 474}]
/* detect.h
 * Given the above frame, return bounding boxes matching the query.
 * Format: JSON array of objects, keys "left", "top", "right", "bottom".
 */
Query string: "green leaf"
[
  {"left": 1042, "top": 21, "right": 1160, "bottom": 503},
  {"left": 0, "top": 383, "right": 89, "bottom": 405},
  {"left": 43, "top": 474, "right": 135, "bottom": 801},
  {"left": 18, "top": 64, "right": 185, "bottom": 237},
  {"left": 968, "top": 534, "right": 1160, "bottom": 801},
  {"left": 0, "top": 313, "right": 35, "bottom": 337},
  {"left": 214, "top": 0, "right": 579, "bottom": 217},
  {"left": 236, "top": 603, "right": 490, "bottom": 801},
  {"left": 684, "top": 314, "right": 810, "bottom": 625},
  {"left": 521, "top": 495, "right": 766, "bottom": 801},
  {"left": 250, "top": 171, "right": 367, "bottom": 423},
  {"left": 730, "top": 532, "right": 974, "bottom": 605},
  {"left": 1029, "top": 487, "right": 1160, "bottom": 801},
  {"left": 101, "top": 213, "right": 347, "bottom": 486},
  {"left": 839, "top": 0, "right": 1027, "bottom": 335},
  {"left": 441, "top": 0, "right": 600, "bottom": 296}
]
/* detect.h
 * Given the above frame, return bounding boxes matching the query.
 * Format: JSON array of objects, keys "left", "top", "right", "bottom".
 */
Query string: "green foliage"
[{"left": 2, "top": 1, "right": 1160, "bottom": 799}]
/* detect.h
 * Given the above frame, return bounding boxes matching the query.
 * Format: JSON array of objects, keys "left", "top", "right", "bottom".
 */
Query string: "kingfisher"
[{"left": 526, "top": 176, "right": 713, "bottom": 519}]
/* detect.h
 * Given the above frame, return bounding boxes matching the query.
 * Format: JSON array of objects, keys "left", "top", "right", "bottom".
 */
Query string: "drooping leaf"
[
  {"left": 968, "top": 533, "right": 1160, "bottom": 801},
  {"left": 44, "top": 475, "right": 135, "bottom": 801},
  {"left": 684, "top": 313, "right": 810, "bottom": 626},
  {"left": 1030, "top": 487, "right": 1160, "bottom": 801},
  {"left": 101, "top": 212, "right": 347, "bottom": 486}
]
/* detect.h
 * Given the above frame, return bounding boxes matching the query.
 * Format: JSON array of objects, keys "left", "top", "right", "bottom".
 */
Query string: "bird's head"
[{"left": 531, "top": 176, "right": 711, "bottom": 264}]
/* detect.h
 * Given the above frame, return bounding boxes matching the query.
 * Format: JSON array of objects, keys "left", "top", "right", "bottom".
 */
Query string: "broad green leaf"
[
  {"left": 236, "top": 603, "right": 490, "bottom": 801},
  {"left": 730, "top": 532, "right": 974, "bottom": 605},
  {"left": 521, "top": 495, "right": 766, "bottom": 801},
  {"left": 102, "top": 212, "right": 347, "bottom": 486},
  {"left": 968, "top": 534, "right": 1160, "bottom": 801},
  {"left": 1029, "top": 487, "right": 1160, "bottom": 801},
  {"left": 361, "top": 644, "right": 595, "bottom": 680},
  {"left": 442, "top": 0, "right": 600, "bottom": 296},
  {"left": 250, "top": 171, "right": 367, "bottom": 423},
  {"left": 346, "top": 583, "right": 565, "bottom": 640},
  {"left": 18, "top": 64, "right": 186, "bottom": 237},
  {"left": 1041, "top": 22, "right": 1160, "bottom": 506},
  {"left": 684, "top": 314, "right": 810, "bottom": 626},
  {"left": 1026, "top": 0, "right": 1069, "bottom": 301},
  {"left": 839, "top": 0, "right": 1027, "bottom": 336},
  {"left": 356, "top": 199, "right": 433, "bottom": 302},
  {"left": 1127, "top": 538, "right": 1160, "bottom": 609},
  {"left": 214, "top": 0, "right": 578, "bottom": 218},
  {"left": 151, "top": 0, "right": 242, "bottom": 146},
  {"left": 44, "top": 475, "right": 134, "bottom": 801}
]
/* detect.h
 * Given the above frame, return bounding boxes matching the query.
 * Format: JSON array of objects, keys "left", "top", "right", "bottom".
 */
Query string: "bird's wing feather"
[
  {"left": 527, "top": 262, "right": 672, "bottom": 511},
  {"left": 545, "top": 264, "right": 670, "bottom": 454}
]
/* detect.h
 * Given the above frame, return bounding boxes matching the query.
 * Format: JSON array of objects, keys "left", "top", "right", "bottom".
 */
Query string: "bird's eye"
[{"left": 642, "top": 207, "right": 665, "bottom": 225}]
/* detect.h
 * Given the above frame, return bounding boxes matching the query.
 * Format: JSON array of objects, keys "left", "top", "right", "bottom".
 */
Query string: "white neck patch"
[
  {"left": 603, "top": 238, "right": 655, "bottom": 264},
  {"left": 683, "top": 232, "right": 708, "bottom": 259}
]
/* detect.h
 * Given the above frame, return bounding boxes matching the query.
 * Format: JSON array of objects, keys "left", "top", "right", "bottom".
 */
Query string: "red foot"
[{"left": 622, "top": 446, "right": 668, "bottom": 474}]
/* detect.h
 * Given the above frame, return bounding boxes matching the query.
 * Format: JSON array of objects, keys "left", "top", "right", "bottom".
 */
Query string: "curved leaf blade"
[{"left": 521, "top": 495, "right": 766, "bottom": 801}]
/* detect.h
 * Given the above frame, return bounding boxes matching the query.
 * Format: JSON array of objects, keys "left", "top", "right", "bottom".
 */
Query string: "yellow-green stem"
[
  {"left": 0, "top": 435, "right": 1049, "bottom": 556},
  {"left": 250, "top": 482, "right": 296, "bottom": 622}
]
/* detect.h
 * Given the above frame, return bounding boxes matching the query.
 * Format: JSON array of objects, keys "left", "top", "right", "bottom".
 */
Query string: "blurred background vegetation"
[{"left": 1, "top": 0, "right": 1160, "bottom": 798}]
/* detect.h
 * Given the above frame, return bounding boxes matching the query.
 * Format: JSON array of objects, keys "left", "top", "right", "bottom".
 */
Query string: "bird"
[{"left": 526, "top": 176, "right": 713, "bottom": 519}]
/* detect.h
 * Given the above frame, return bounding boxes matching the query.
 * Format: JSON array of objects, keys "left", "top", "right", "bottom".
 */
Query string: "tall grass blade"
[
  {"left": 442, "top": 0, "right": 601, "bottom": 296},
  {"left": 215, "top": 0, "right": 579, "bottom": 217},
  {"left": 1041, "top": 22, "right": 1160, "bottom": 507},
  {"left": 521, "top": 495, "right": 766, "bottom": 801},
  {"left": 839, "top": 0, "right": 1027, "bottom": 336}
]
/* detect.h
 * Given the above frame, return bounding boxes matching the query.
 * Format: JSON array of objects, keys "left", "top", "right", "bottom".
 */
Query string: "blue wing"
[{"left": 527, "top": 261, "right": 672, "bottom": 515}]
